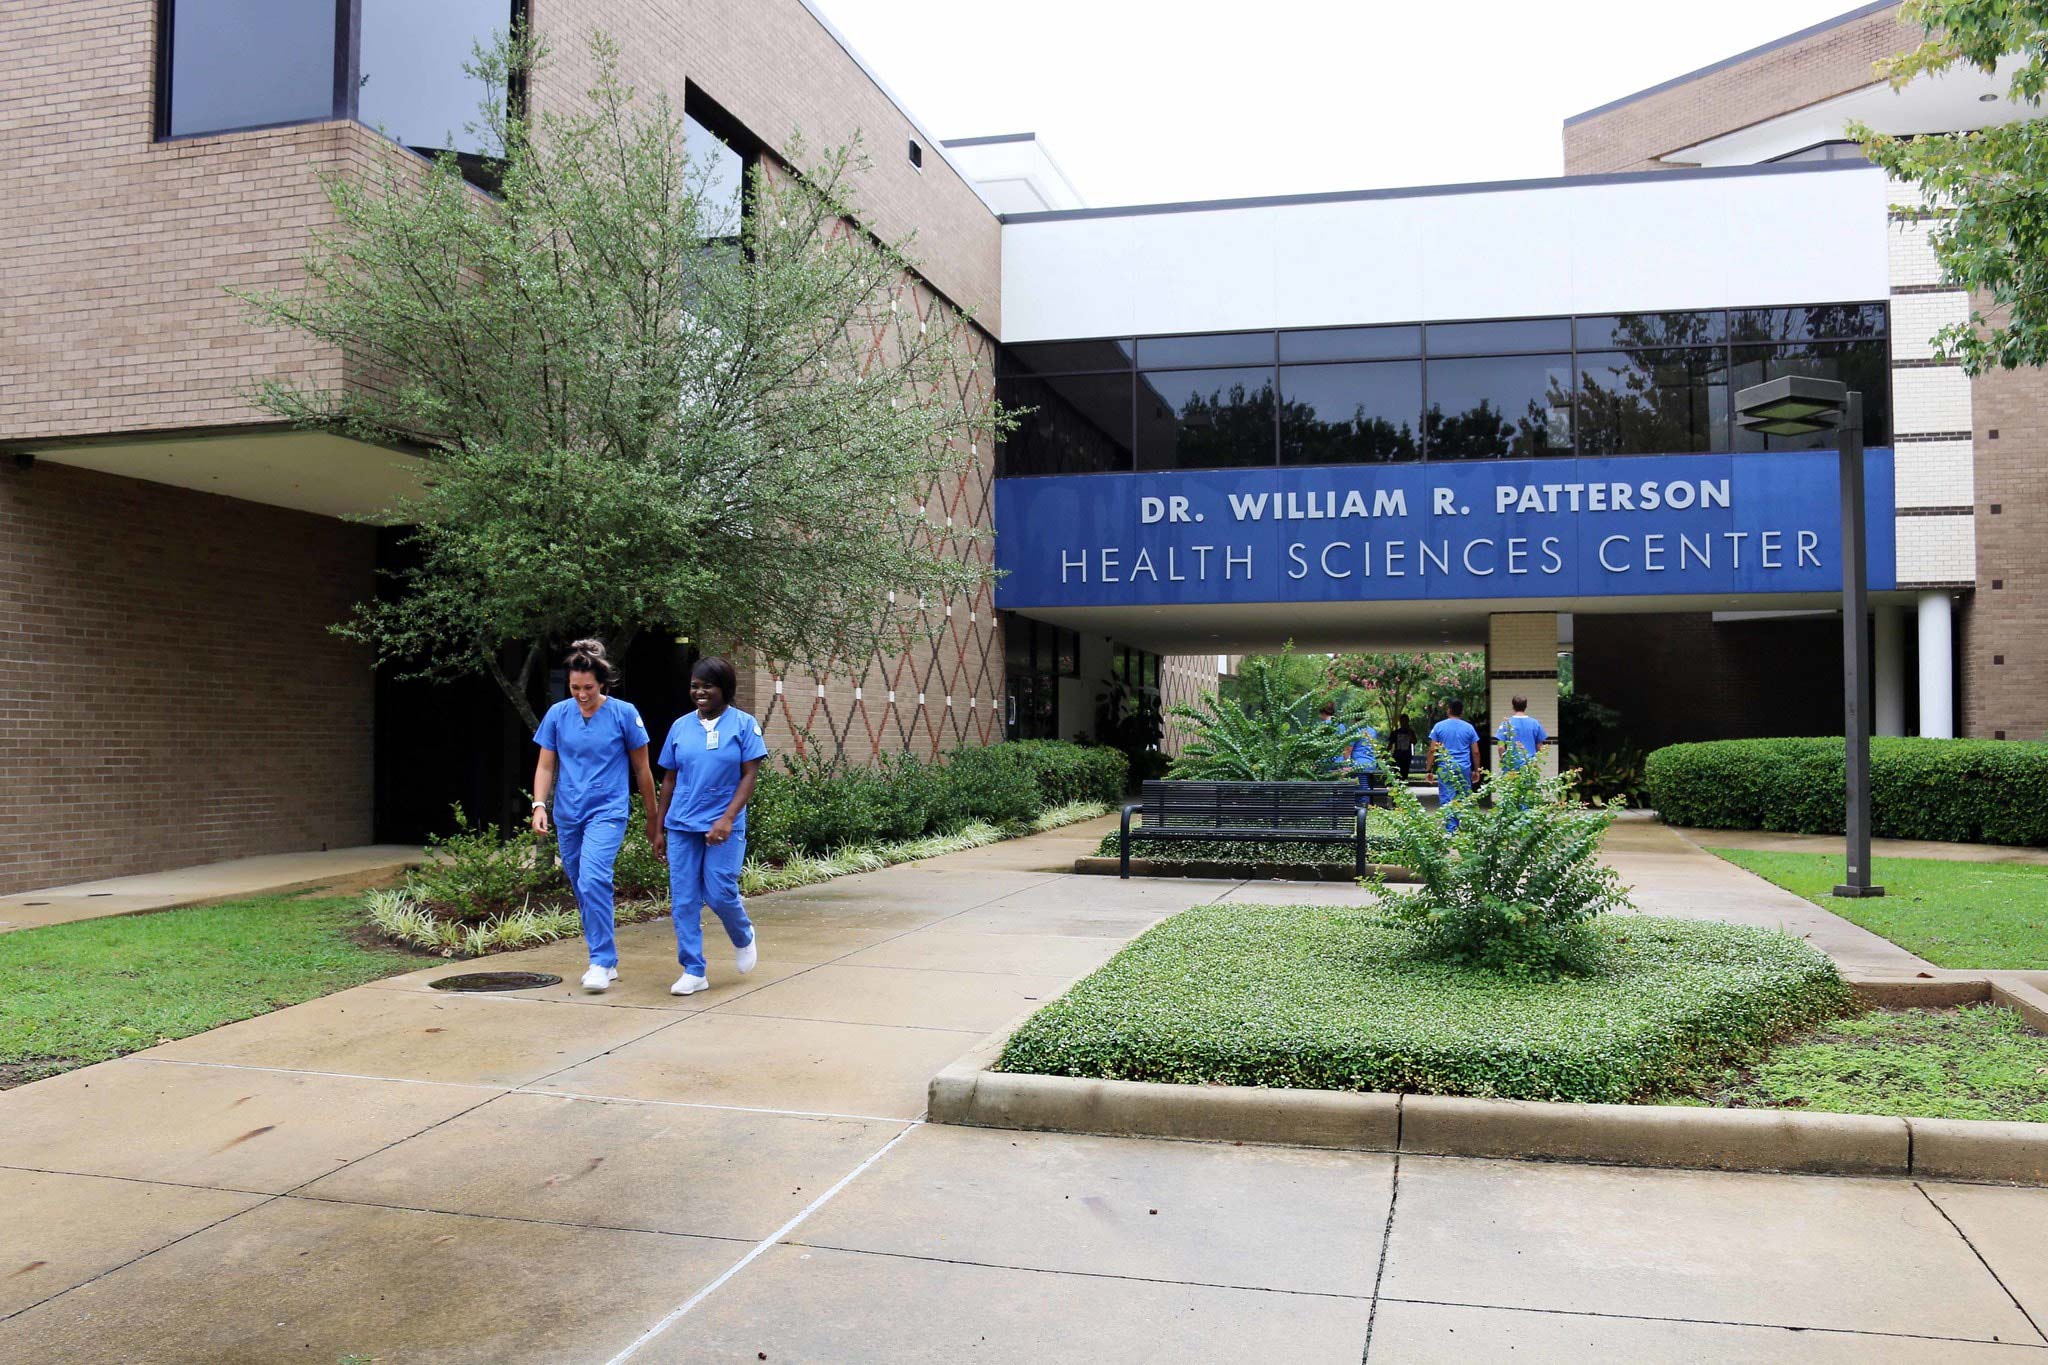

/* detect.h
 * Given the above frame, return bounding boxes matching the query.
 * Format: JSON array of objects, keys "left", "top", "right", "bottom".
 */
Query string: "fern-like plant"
[
  {"left": 1366, "top": 743, "right": 1631, "bottom": 975},
  {"left": 1166, "top": 664, "right": 1351, "bottom": 781}
]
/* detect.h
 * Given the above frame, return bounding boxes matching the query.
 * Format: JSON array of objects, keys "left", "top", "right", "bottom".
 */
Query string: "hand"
[
  {"left": 530, "top": 804, "right": 551, "bottom": 835},
  {"left": 707, "top": 815, "right": 735, "bottom": 845},
  {"left": 648, "top": 823, "right": 667, "bottom": 863}
]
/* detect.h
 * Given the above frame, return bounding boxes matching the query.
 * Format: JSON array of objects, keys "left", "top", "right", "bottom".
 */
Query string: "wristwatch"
[{"left": 532, "top": 799, "right": 548, "bottom": 809}]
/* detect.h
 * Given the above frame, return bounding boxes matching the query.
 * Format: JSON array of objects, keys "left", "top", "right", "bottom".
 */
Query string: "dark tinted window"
[
  {"left": 1574, "top": 311, "right": 1725, "bottom": 350},
  {"left": 1425, "top": 318, "right": 1573, "bottom": 355},
  {"left": 358, "top": 0, "right": 508, "bottom": 157},
  {"left": 1425, "top": 354, "right": 1573, "bottom": 458},
  {"left": 1000, "top": 339, "right": 1135, "bottom": 375},
  {"left": 1575, "top": 349, "right": 1728, "bottom": 455},
  {"left": 1730, "top": 304, "right": 1887, "bottom": 343},
  {"left": 1279, "top": 362, "right": 1422, "bottom": 464},
  {"left": 1135, "top": 333, "right": 1275, "bottom": 368},
  {"left": 997, "top": 374, "right": 1133, "bottom": 476},
  {"left": 1136, "top": 368, "right": 1277, "bottom": 469},
  {"left": 166, "top": 0, "right": 336, "bottom": 136},
  {"left": 1731, "top": 341, "right": 1891, "bottom": 450},
  {"left": 1278, "top": 325, "right": 1421, "bottom": 362}
]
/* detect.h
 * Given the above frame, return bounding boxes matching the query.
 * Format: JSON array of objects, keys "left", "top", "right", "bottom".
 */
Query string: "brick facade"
[
  {"left": 1961, "top": 368, "right": 2048, "bottom": 741},
  {"left": 0, "top": 463, "right": 375, "bottom": 895}
]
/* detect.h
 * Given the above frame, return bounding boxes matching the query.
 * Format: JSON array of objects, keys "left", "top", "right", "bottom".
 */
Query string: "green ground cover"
[
  {"left": 0, "top": 895, "right": 422, "bottom": 1087},
  {"left": 1709, "top": 848, "right": 2048, "bottom": 970},
  {"left": 1095, "top": 809, "right": 1399, "bottom": 866},
  {"left": 998, "top": 905, "right": 1848, "bottom": 1103},
  {"left": 1686, "top": 1004, "right": 2048, "bottom": 1122}
]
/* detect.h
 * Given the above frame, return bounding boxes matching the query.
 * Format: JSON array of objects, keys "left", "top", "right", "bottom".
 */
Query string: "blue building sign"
[{"left": 993, "top": 451, "right": 1896, "bottom": 608}]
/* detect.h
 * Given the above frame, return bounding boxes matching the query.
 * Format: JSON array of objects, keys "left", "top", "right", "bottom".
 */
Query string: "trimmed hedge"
[
  {"left": 998, "top": 907, "right": 1849, "bottom": 1103},
  {"left": 1645, "top": 737, "right": 2048, "bottom": 847}
]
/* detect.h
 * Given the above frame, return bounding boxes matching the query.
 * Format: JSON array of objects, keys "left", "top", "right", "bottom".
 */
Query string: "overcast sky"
[{"left": 812, "top": 0, "right": 1877, "bottom": 206}]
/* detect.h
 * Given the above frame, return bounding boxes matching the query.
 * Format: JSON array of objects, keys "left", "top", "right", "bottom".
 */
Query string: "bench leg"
[{"left": 1119, "top": 804, "right": 1137, "bottom": 880}]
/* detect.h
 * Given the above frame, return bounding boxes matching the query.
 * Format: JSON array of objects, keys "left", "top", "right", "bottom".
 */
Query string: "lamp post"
[{"left": 1735, "top": 375, "right": 1884, "bottom": 898}]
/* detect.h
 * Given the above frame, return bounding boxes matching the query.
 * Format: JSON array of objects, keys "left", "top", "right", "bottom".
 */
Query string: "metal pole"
[{"left": 1834, "top": 393, "right": 1883, "bottom": 898}]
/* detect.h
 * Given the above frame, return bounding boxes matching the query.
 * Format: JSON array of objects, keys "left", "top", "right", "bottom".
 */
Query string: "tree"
[
  {"left": 1223, "top": 642, "right": 1330, "bottom": 719},
  {"left": 1168, "top": 667, "right": 1349, "bottom": 782},
  {"left": 1854, "top": 1, "right": 2048, "bottom": 373},
  {"left": 243, "top": 32, "right": 997, "bottom": 728}
]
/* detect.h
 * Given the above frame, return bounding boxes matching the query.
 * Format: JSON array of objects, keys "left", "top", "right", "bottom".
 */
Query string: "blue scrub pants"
[
  {"left": 667, "top": 828, "right": 754, "bottom": 976},
  {"left": 557, "top": 814, "right": 628, "bottom": 969},
  {"left": 1437, "top": 766, "right": 1473, "bottom": 832}
]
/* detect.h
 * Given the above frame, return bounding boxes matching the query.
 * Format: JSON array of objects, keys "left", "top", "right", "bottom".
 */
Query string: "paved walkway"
[
  {"left": 0, "top": 845, "right": 423, "bottom": 934},
  {"left": 4, "top": 821, "right": 2045, "bottom": 1361}
]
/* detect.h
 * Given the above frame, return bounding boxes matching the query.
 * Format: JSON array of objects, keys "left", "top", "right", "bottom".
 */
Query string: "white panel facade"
[
  {"left": 1893, "top": 439, "right": 1975, "bottom": 507},
  {"left": 1895, "top": 514, "right": 1976, "bottom": 585},
  {"left": 1892, "top": 366, "right": 1974, "bottom": 435},
  {"left": 1000, "top": 166, "right": 1892, "bottom": 341}
]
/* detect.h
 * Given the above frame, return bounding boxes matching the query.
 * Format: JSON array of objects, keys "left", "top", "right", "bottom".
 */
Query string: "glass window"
[
  {"left": 1575, "top": 349, "right": 1728, "bottom": 455},
  {"left": 358, "top": 0, "right": 508, "bottom": 158},
  {"left": 997, "top": 374, "right": 1133, "bottom": 476},
  {"left": 1730, "top": 304, "right": 1887, "bottom": 343},
  {"left": 1768, "top": 141, "right": 1868, "bottom": 164},
  {"left": 1279, "top": 362, "right": 1423, "bottom": 464},
  {"left": 999, "top": 339, "right": 1134, "bottom": 376},
  {"left": 1136, "top": 368, "right": 1278, "bottom": 469},
  {"left": 1574, "top": 312, "right": 1725, "bottom": 350},
  {"left": 1424, "top": 354, "right": 1573, "bottom": 458},
  {"left": 1731, "top": 341, "right": 1891, "bottom": 450},
  {"left": 1135, "top": 333, "right": 1275, "bottom": 368},
  {"left": 1055, "top": 628, "right": 1080, "bottom": 678},
  {"left": 1004, "top": 616, "right": 1032, "bottom": 674},
  {"left": 684, "top": 112, "right": 748, "bottom": 239},
  {"left": 1279, "top": 325, "right": 1421, "bottom": 362},
  {"left": 1425, "top": 318, "right": 1573, "bottom": 356},
  {"left": 165, "top": 0, "right": 337, "bottom": 137}
]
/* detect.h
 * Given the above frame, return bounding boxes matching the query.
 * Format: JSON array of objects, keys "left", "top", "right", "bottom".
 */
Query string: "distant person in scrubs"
[
  {"left": 656, "top": 656, "right": 765, "bottom": 996},
  {"left": 1320, "top": 700, "right": 1382, "bottom": 806},
  {"left": 1495, "top": 696, "right": 1549, "bottom": 772},
  {"left": 530, "top": 639, "right": 662, "bottom": 994},
  {"left": 1426, "top": 699, "right": 1483, "bottom": 831}
]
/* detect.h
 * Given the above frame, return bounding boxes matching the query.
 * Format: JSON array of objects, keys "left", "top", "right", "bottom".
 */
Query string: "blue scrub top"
[
  {"left": 1428, "top": 716, "right": 1480, "bottom": 773},
  {"left": 658, "top": 706, "right": 768, "bottom": 833},
  {"left": 533, "top": 696, "right": 649, "bottom": 825},
  {"left": 1497, "top": 714, "right": 1549, "bottom": 770},
  {"left": 1347, "top": 724, "right": 1379, "bottom": 776}
]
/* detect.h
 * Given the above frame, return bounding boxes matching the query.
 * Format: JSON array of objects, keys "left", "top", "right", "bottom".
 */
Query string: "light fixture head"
[
  {"left": 1735, "top": 374, "right": 1849, "bottom": 436},
  {"left": 1980, "top": 93, "right": 2000, "bottom": 103}
]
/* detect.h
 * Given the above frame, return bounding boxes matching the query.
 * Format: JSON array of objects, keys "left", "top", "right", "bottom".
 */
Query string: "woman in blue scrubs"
[
  {"left": 531, "top": 640, "right": 662, "bottom": 995},
  {"left": 656, "top": 656, "right": 766, "bottom": 996}
]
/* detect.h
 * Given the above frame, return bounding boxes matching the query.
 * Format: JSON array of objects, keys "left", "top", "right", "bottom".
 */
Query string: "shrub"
[
  {"left": 402, "top": 805, "right": 564, "bottom": 921},
  {"left": 1166, "top": 664, "right": 1349, "bottom": 781},
  {"left": 612, "top": 797, "right": 668, "bottom": 896},
  {"left": 1645, "top": 737, "right": 2048, "bottom": 847},
  {"left": 1369, "top": 752, "right": 1631, "bottom": 975},
  {"left": 937, "top": 744, "right": 1044, "bottom": 825},
  {"left": 1006, "top": 740, "right": 1129, "bottom": 806}
]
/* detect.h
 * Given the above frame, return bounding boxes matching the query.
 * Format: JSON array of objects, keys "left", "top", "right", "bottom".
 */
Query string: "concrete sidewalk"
[
  {"left": 3, "top": 821, "right": 2044, "bottom": 1361},
  {"left": 0, "top": 845, "right": 424, "bottom": 934}
]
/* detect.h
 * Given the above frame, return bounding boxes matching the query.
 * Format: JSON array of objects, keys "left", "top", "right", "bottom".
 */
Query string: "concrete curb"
[
  {"left": 1071, "top": 856, "right": 1418, "bottom": 883},
  {"left": 930, "top": 976, "right": 2048, "bottom": 1184}
]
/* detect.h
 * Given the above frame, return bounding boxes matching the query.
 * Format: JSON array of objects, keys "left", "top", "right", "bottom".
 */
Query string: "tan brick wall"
[
  {"left": 1158, "top": 654, "right": 1220, "bottom": 758},
  {"left": 0, "top": 463, "right": 375, "bottom": 894},
  {"left": 1562, "top": 4, "right": 1920, "bottom": 174},
  {"left": 1960, "top": 368, "right": 2048, "bottom": 741}
]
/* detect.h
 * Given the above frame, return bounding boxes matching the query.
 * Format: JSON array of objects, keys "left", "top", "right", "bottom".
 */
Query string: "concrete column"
[
  {"left": 1917, "top": 591, "right": 1954, "bottom": 739},
  {"left": 1874, "top": 605, "right": 1906, "bottom": 738},
  {"left": 1486, "top": 612, "right": 1560, "bottom": 776}
]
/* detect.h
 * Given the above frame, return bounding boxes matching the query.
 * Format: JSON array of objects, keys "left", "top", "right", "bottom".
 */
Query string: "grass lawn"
[
  {"left": 0, "top": 894, "right": 424, "bottom": 1088},
  {"left": 998, "top": 905, "right": 1848, "bottom": 1103},
  {"left": 1689, "top": 1004, "right": 2048, "bottom": 1122},
  {"left": 1709, "top": 848, "right": 2048, "bottom": 970}
]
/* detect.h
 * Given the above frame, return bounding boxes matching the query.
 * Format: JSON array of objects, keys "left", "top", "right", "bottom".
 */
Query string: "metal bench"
[{"left": 1116, "top": 780, "right": 1370, "bottom": 879}]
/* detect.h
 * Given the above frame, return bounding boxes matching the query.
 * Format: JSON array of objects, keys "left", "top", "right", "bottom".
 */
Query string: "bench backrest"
[{"left": 1138, "top": 780, "right": 1358, "bottom": 832}]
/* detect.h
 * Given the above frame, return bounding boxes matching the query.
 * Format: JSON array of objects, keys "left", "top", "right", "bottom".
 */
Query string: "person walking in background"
[
  {"left": 1390, "top": 714, "right": 1417, "bottom": 780},
  {"left": 1321, "top": 700, "right": 1383, "bottom": 806},
  {"left": 1426, "top": 699, "right": 1483, "bottom": 831},
  {"left": 530, "top": 639, "right": 663, "bottom": 995},
  {"left": 656, "top": 656, "right": 765, "bottom": 996},
  {"left": 1496, "top": 695, "right": 1549, "bottom": 772}
]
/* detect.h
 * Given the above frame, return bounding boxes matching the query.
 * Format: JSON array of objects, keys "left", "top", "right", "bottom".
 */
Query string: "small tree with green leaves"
[
  {"left": 243, "top": 32, "right": 998, "bottom": 729},
  {"left": 1855, "top": 1, "right": 2048, "bottom": 373},
  {"left": 1167, "top": 663, "right": 1350, "bottom": 782}
]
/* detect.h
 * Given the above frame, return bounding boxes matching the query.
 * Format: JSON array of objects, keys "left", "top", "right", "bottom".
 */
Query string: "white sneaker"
[
  {"left": 670, "top": 972, "right": 710, "bottom": 996},
  {"left": 735, "top": 937, "right": 758, "bottom": 975},
  {"left": 581, "top": 964, "right": 616, "bottom": 993}
]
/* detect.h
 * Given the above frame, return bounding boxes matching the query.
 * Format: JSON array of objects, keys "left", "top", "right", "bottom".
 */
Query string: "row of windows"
[{"left": 996, "top": 307, "right": 1890, "bottom": 474}]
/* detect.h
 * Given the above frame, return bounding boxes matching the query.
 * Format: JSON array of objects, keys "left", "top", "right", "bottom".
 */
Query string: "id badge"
[{"left": 705, "top": 730, "right": 720, "bottom": 750}]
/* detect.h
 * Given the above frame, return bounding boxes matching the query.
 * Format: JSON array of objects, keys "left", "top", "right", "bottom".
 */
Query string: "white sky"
[{"left": 812, "top": 0, "right": 1880, "bottom": 206}]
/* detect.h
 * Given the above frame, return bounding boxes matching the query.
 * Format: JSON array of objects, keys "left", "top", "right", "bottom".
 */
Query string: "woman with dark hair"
[
  {"left": 655, "top": 656, "right": 766, "bottom": 995},
  {"left": 531, "top": 639, "right": 662, "bottom": 994}
]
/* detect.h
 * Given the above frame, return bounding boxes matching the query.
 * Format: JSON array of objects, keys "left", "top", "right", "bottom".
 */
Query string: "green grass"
[
  {"left": 1709, "top": 848, "right": 2048, "bottom": 969},
  {"left": 1693, "top": 1004, "right": 2048, "bottom": 1122},
  {"left": 997, "top": 906, "right": 1849, "bottom": 1103},
  {"left": 0, "top": 895, "right": 423, "bottom": 1088}
]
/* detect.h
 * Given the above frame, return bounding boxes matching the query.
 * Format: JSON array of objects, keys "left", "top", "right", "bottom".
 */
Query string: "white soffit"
[
  {"left": 999, "top": 164, "right": 1892, "bottom": 342},
  {"left": 31, "top": 429, "right": 427, "bottom": 520},
  {"left": 943, "top": 134, "right": 1086, "bottom": 214}
]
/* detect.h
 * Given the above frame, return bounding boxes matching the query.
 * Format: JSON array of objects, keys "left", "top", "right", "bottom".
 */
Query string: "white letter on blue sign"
[
  {"left": 1140, "top": 497, "right": 1164, "bottom": 524},
  {"left": 1100, "top": 548, "right": 1121, "bottom": 582},
  {"left": 1598, "top": 536, "right": 1630, "bottom": 572},
  {"left": 1462, "top": 539, "right": 1496, "bottom": 576},
  {"left": 1227, "top": 546, "right": 1253, "bottom": 580},
  {"left": 1061, "top": 550, "right": 1087, "bottom": 583},
  {"left": 1287, "top": 544, "right": 1309, "bottom": 580},
  {"left": 1321, "top": 542, "right": 1354, "bottom": 578},
  {"left": 1434, "top": 487, "right": 1456, "bottom": 515},
  {"left": 1798, "top": 531, "right": 1820, "bottom": 566},
  {"left": 1169, "top": 495, "right": 1193, "bottom": 522}
]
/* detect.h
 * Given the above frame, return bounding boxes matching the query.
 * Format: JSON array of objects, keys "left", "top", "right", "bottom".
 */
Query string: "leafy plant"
[
  {"left": 1166, "top": 667, "right": 1350, "bottom": 782},
  {"left": 1569, "top": 741, "right": 1649, "bottom": 808},
  {"left": 1367, "top": 748, "right": 1631, "bottom": 975},
  {"left": 402, "top": 804, "right": 564, "bottom": 922}
]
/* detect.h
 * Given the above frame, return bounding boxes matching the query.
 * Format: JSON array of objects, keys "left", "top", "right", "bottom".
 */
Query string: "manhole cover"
[{"left": 428, "top": 971, "right": 561, "bottom": 992}]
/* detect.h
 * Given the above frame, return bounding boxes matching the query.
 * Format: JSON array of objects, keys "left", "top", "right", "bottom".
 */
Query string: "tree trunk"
[{"left": 484, "top": 642, "right": 544, "bottom": 733}]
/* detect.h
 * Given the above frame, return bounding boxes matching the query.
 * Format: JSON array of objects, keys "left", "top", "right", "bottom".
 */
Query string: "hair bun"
[{"left": 563, "top": 638, "right": 620, "bottom": 687}]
